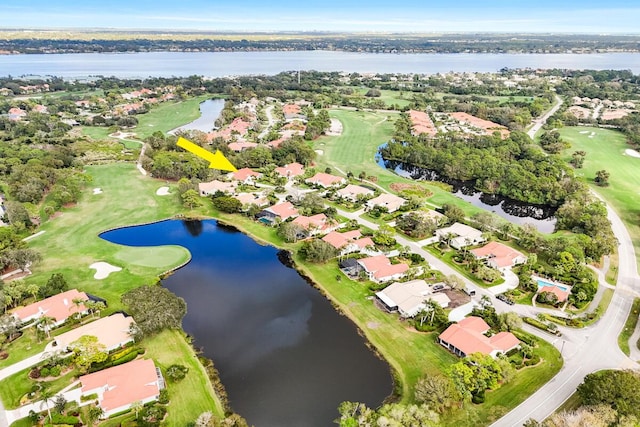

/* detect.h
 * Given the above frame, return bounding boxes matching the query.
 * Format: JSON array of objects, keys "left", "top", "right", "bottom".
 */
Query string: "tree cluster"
[{"left": 121, "top": 285, "right": 187, "bottom": 336}]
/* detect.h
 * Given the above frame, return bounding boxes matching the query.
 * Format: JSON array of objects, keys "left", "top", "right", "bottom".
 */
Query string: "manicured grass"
[
  {"left": 80, "top": 126, "right": 114, "bottom": 141},
  {"left": 348, "top": 87, "right": 412, "bottom": 108},
  {"left": 133, "top": 95, "right": 209, "bottom": 139},
  {"left": 618, "top": 297, "right": 640, "bottom": 357},
  {"left": 315, "top": 108, "right": 489, "bottom": 217},
  {"left": 26, "top": 163, "right": 192, "bottom": 311},
  {"left": 605, "top": 252, "right": 619, "bottom": 286},
  {"left": 0, "top": 330, "right": 48, "bottom": 369},
  {"left": 0, "top": 368, "right": 77, "bottom": 409},
  {"left": 144, "top": 329, "right": 225, "bottom": 425},
  {"left": 559, "top": 126, "right": 640, "bottom": 269}
]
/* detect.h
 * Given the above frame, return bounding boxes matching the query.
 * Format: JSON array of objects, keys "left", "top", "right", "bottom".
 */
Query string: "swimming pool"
[{"left": 536, "top": 278, "right": 568, "bottom": 292}]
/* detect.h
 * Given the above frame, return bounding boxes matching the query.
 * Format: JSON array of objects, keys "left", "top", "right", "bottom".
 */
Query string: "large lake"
[
  {"left": 2, "top": 51, "right": 640, "bottom": 79},
  {"left": 100, "top": 219, "right": 393, "bottom": 427}
]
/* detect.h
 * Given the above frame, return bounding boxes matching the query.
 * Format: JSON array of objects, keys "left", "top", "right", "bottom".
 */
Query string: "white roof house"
[
  {"left": 435, "top": 222, "right": 485, "bottom": 249},
  {"left": 366, "top": 193, "right": 407, "bottom": 213},
  {"left": 376, "top": 279, "right": 450, "bottom": 317}
]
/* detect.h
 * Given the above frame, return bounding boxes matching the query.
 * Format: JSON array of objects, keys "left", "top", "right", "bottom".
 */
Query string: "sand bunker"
[
  {"left": 156, "top": 186, "right": 170, "bottom": 196},
  {"left": 89, "top": 262, "right": 122, "bottom": 280},
  {"left": 92, "top": 188, "right": 102, "bottom": 195},
  {"left": 625, "top": 149, "right": 640, "bottom": 158}
]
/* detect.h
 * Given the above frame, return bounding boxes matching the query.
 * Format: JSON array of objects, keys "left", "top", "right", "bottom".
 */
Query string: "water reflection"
[{"left": 379, "top": 158, "right": 557, "bottom": 233}]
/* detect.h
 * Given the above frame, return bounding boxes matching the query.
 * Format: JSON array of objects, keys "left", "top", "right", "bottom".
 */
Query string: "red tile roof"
[
  {"left": 13, "top": 289, "right": 88, "bottom": 323},
  {"left": 471, "top": 241, "right": 525, "bottom": 269},
  {"left": 439, "top": 316, "right": 520, "bottom": 357},
  {"left": 305, "top": 173, "right": 345, "bottom": 188},
  {"left": 538, "top": 285, "right": 569, "bottom": 302},
  {"left": 231, "top": 168, "right": 262, "bottom": 182},
  {"left": 408, "top": 110, "right": 437, "bottom": 136},
  {"left": 322, "top": 230, "right": 362, "bottom": 249},
  {"left": 275, "top": 162, "right": 305, "bottom": 178},
  {"left": 80, "top": 359, "right": 159, "bottom": 413},
  {"left": 228, "top": 141, "right": 258, "bottom": 151},
  {"left": 449, "top": 112, "right": 510, "bottom": 139},
  {"left": 266, "top": 201, "right": 299, "bottom": 220},
  {"left": 283, "top": 104, "right": 301, "bottom": 115},
  {"left": 357, "top": 255, "right": 409, "bottom": 280}
]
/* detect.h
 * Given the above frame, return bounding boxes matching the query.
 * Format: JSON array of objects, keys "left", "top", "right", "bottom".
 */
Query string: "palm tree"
[
  {"left": 37, "top": 315, "right": 56, "bottom": 339},
  {"left": 39, "top": 387, "right": 54, "bottom": 422},
  {"left": 87, "top": 405, "right": 104, "bottom": 425},
  {"left": 130, "top": 400, "right": 143, "bottom": 419}
]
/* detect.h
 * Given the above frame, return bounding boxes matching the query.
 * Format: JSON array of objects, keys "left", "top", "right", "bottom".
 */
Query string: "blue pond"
[{"left": 100, "top": 219, "right": 392, "bottom": 427}]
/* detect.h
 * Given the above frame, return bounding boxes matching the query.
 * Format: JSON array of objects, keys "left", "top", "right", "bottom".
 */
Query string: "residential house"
[
  {"left": 79, "top": 359, "right": 163, "bottom": 418},
  {"left": 376, "top": 279, "right": 451, "bottom": 317},
  {"left": 322, "top": 230, "right": 375, "bottom": 256},
  {"left": 305, "top": 173, "right": 346, "bottom": 188},
  {"left": 337, "top": 184, "right": 374, "bottom": 202},
  {"left": 292, "top": 214, "right": 338, "bottom": 237},
  {"left": 408, "top": 109, "right": 437, "bottom": 137},
  {"left": 228, "top": 141, "right": 258, "bottom": 152},
  {"left": 356, "top": 255, "right": 409, "bottom": 283},
  {"left": 435, "top": 222, "right": 485, "bottom": 249},
  {"left": 198, "top": 180, "right": 237, "bottom": 196},
  {"left": 438, "top": 316, "right": 520, "bottom": 358},
  {"left": 366, "top": 193, "right": 407, "bottom": 213},
  {"left": 471, "top": 241, "right": 527, "bottom": 271},
  {"left": 7, "top": 107, "right": 26, "bottom": 121},
  {"left": 538, "top": 285, "right": 570, "bottom": 303},
  {"left": 449, "top": 112, "right": 510, "bottom": 139},
  {"left": 32, "top": 104, "right": 48, "bottom": 114},
  {"left": 53, "top": 313, "right": 135, "bottom": 352},
  {"left": 283, "top": 103, "right": 307, "bottom": 121},
  {"left": 12, "top": 289, "right": 89, "bottom": 327},
  {"left": 257, "top": 201, "right": 299, "bottom": 224},
  {"left": 229, "top": 168, "right": 262, "bottom": 185},
  {"left": 232, "top": 192, "right": 270, "bottom": 208},
  {"left": 275, "top": 162, "right": 305, "bottom": 179}
]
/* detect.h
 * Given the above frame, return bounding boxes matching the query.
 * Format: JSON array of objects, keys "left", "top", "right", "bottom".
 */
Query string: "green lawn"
[
  {"left": 133, "top": 95, "right": 210, "bottom": 139},
  {"left": 0, "top": 330, "right": 48, "bottom": 369},
  {"left": 315, "top": 108, "right": 488, "bottom": 217},
  {"left": 559, "top": 126, "right": 640, "bottom": 268},
  {"left": 618, "top": 298, "right": 640, "bottom": 357},
  {"left": 144, "top": 329, "right": 225, "bottom": 425}
]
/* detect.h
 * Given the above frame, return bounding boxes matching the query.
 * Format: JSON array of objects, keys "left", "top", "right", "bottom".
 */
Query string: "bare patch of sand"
[
  {"left": 89, "top": 262, "right": 122, "bottom": 280},
  {"left": 92, "top": 188, "right": 102, "bottom": 195},
  {"left": 315, "top": 150, "right": 324, "bottom": 155},
  {"left": 625, "top": 148, "right": 640, "bottom": 158},
  {"left": 367, "top": 322, "right": 381, "bottom": 329},
  {"left": 156, "top": 186, "right": 170, "bottom": 196},
  {"left": 325, "top": 118, "right": 343, "bottom": 136}
]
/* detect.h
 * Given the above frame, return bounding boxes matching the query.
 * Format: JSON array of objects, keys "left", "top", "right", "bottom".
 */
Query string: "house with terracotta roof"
[
  {"left": 376, "top": 279, "right": 451, "bottom": 317},
  {"left": 449, "top": 112, "right": 510, "bottom": 139},
  {"left": 471, "top": 241, "right": 526, "bottom": 271},
  {"left": 291, "top": 214, "right": 338, "bottom": 237},
  {"left": 32, "top": 104, "right": 48, "bottom": 114},
  {"left": 538, "top": 285, "right": 570, "bottom": 303},
  {"left": 229, "top": 168, "right": 262, "bottom": 184},
  {"left": 198, "top": 180, "right": 237, "bottom": 196},
  {"left": 337, "top": 184, "right": 375, "bottom": 202},
  {"left": 257, "top": 201, "right": 299, "bottom": 224},
  {"left": 408, "top": 110, "right": 437, "bottom": 137},
  {"left": 79, "top": 359, "right": 163, "bottom": 418},
  {"left": 12, "top": 289, "right": 89, "bottom": 328},
  {"left": 7, "top": 107, "right": 26, "bottom": 121},
  {"left": 366, "top": 193, "right": 407, "bottom": 213},
  {"left": 232, "top": 192, "right": 270, "bottom": 208},
  {"left": 305, "top": 173, "right": 346, "bottom": 188},
  {"left": 266, "top": 138, "right": 287, "bottom": 149},
  {"left": 435, "top": 222, "right": 485, "bottom": 249},
  {"left": 54, "top": 313, "right": 135, "bottom": 352},
  {"left": 283, "top": 103, "right": 306, "bottom": 121},
  {"left": 438, "top": 316, "right": 520, "bottom": 358},
  {"left": 275, "top": 162, "right": 305, "bottom": 179},
  {"left": 228, "top": 141, "right": 258, "bottom": 152},
  {"left": 322, "top": 230, "right": 376, "bottom": 256},
  {"left": 356, "top": 255, "right": 409, "bottom": 283}
]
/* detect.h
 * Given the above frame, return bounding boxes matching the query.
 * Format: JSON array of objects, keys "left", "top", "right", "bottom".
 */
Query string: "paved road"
[
  {"left": 492, "top": 204, "right": 640, "bottom": 426},
  {"left": 527, "top": 95, "right": 563, "bottom": 139},
  {"left": 258, "top": 105, "right": 276, "bottom": 139}
]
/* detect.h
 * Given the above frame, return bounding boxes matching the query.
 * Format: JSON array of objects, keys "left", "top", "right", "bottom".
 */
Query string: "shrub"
[
  {"left": 40, "top": 367, "right": 50, "bottom": 377},
  {"left": 47, "top": 413, "right": 79, "bottom": 424},
  {"left": 472, "top": 391, "right": 486, "bottom": 404},
  {"left": 49, "top": 366, "right": 61, "bottom": 377},
  {"left": 158, "top": 388, "right": 169, "bottom": 404},
  {"left": 166, "top": 364, "right": 189, "bottom": 382}
]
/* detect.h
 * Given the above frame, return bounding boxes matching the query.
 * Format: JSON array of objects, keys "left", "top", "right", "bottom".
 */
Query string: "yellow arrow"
[{"left": 176, "top": 136, "right": 237, "bottom": 172}]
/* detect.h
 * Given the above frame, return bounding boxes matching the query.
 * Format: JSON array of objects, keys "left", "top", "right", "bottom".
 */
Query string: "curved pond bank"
[{"left": 100, "top": 219, "right": 393, "bottom": 427}]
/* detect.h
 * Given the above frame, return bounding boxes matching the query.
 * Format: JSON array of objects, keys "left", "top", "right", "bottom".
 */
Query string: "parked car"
[
  {"left": 463, "top": 287, "right": 476, "bottom": 296},
  {"left": 496, "top": 294, "right": 515, "bottom": 305}
]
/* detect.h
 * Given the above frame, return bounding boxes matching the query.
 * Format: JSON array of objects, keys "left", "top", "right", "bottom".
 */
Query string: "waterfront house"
[
  {"left": 322, "top": 230, "right": 376, "bottom": 256},
  {"left": 53, "top": 313, "right": 136, "bottom": 352},
  {"left": 356, "top": 255, "right": 409, "bottom": 283},
  {"left": 257, "top": 201, "right": 299, "bottom": 224},
  {"left": 292, "top": 213, "right": 338, "bottom": 237},
  {"left": 198, "top": 180, "right": 237, "bottom": 196},
  {"left": 79, "top": 359, "right": 163, "bottom": 418},
  {"left": 438, "top": 316, "right": 520, "bottom": 358},
  {"left": 233, "top": 192, "right": 270, "bottom": 209}
]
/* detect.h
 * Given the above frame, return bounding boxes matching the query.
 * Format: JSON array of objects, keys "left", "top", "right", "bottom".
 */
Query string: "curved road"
[{"left": 527, "top": 95, "right": 564, "bottom": 139}]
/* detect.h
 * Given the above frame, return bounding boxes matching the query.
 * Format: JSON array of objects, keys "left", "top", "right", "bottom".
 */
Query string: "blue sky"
[{"left": 1, "top": 1, "right": 639, "bottom": 33}]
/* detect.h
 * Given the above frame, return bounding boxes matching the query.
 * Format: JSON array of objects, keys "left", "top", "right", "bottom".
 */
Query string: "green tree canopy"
[{"left": 122, "top": 285, "right": 187, "bottom": 336}]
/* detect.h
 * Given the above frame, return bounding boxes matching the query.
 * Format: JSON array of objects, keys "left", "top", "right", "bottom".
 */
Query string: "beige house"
[
  {"left": 376, "top": 279, "right": 450, "bottom": 317},
  {"left": 53, "top": 313, "right": 136, "bottom": 352},
  {"left": 366, "top": 193, "right": 407, "bottom": 213}
]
